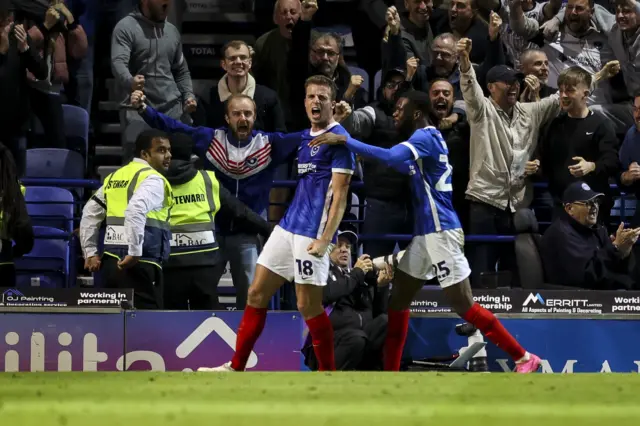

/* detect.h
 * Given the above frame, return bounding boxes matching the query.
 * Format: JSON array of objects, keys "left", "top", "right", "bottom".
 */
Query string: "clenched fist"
[
  {"left": 488, "top": 11, "right": 502, "bottom": 41},
  {"left": 601, "top": 60, "right": 621, "bottom": 79},
  {"left": 350, "top": 75, "right": 364, "bottom": 89},
  {"left": 406, "top": 57, "right": 419, "bottom": 81},
  {"left": 131, "top": 75, "right": 145, "bottom": 91},
  {"left": 386, "top": 6, "right": 401, "bottom": 36},
  {"left": 333, "top": 101, "right": 352, "bottom": 122},
  {"left": 184, "top": 97, "right": 197, "bottom": 114},
  {"left": 456, "top": 38, "right": 472, "bottom": 57},
  {"left": 131, "top": 90, "right": 146, "bottom": 109},
  {"left": 301, "top": 0, "right": 318, "bottom": 21}
]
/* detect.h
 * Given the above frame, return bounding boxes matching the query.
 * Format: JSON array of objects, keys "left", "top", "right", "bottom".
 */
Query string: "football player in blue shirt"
[
  {"left": 309, "top": 90, "right": 541, "bottom": 373},
  {"left": 198, "top": 75, "right": 356, "bottom": 372}
]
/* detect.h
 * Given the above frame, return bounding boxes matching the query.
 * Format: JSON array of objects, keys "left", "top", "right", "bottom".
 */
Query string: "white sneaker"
[{"left": 197, "top": 361, "right": 236, "bottom": 372}]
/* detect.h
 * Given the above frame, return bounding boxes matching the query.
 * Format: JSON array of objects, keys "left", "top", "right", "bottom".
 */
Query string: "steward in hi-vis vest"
[
  {"left": 0, "top": 157, "right": 34, "bottom": 286},
  {"left": 164, "top": 133, "right": 274, "bottom": 309},
  {"left": 79, "top": 130, "right": 174, "bottom": 309}
]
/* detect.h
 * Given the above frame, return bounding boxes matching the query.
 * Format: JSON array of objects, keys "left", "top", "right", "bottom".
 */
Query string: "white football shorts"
[
  {"left": 397, "top": 228, "right": 471, "bottom": 288},
  {"left": 257, "top": 225, "right": 330, "bottom": 286}
]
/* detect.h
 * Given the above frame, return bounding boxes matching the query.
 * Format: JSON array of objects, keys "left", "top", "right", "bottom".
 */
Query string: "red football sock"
[
  {"left": 463, "top": 303, "right": 526, "bottom": 361},
  {"left": 230, "top": 305, "right": 268, "bottom": 371},
  {"left": 305, "top": 312, "right": 336, "bottom": 371},
  {"left": 383, "top": 309, "right": 410, "bottom": 371}
]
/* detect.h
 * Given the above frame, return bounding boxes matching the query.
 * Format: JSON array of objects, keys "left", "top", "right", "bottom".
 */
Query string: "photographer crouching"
[{"left": 302, "top": 228, "right": 393, "bottom": 371}]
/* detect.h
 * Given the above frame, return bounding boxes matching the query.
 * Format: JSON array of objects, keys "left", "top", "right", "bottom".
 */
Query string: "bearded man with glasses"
[{"left": 541, "top": 181, "right": 638, "bottom": 289}]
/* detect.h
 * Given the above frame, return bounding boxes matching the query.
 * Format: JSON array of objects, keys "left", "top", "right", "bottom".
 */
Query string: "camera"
[{"left": 372, "top": 250, "right": 405, "bottom": 271}]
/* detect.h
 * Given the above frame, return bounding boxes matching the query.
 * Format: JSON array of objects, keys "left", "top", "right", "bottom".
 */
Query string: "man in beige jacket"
[{"left": 457, "top": 37, "right": 561, "bottom": 285}]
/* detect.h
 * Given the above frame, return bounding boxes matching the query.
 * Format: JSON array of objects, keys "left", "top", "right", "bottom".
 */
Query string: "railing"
[{"left": 18, "top": 178, "right": 637, "bottom": 292}]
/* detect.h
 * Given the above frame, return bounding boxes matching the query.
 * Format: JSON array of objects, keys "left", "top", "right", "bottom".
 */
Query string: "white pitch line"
[{"left": 1, "top": 402, "right": 639, "bottom": 417}]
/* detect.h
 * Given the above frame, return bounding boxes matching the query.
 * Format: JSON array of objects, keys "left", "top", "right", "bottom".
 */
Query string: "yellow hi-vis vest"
[
  {"left": 0, "top": 184, "right": 27, "bottom": 265},
  {"left": 169, "top": 170, "right": 221, "bottom": 256},
  {"left": 102, "top": 161, "right": 173, "bottom": 267}
]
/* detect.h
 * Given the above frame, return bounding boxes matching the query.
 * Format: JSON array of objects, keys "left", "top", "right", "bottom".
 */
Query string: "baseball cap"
[
  {"left": 337, "top": 230, "right": 358, "bottom": 246},
  {"left": 562, "top": 181, "right": 604, "bottom": 204},
  {"left": 384, "top": 68, "right": 405, "bottom": 83},
  {"left": 486, "top": 65, "right": 524, "bottom": 84}
]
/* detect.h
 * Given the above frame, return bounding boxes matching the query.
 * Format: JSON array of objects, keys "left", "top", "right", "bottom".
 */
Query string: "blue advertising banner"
[
  {"left": 2, "top": 310, "right": 640, "bottom": 373},
  {"left": 0, "top": 311, "right": 305, "bottom": 372},
  {"left": 124, "top": 311, "right": 304, "bottom": 371},
  {"left": 407, "top": 317, "right": 640, "bottom": 373}
]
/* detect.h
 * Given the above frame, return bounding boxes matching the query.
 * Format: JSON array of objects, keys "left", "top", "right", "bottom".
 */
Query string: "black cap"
[
  {"left": 337, "top": 230, "right": 358, "bottom": 246},
  {"left": 486, "top": 65, "right": 524, "bottom": 84},
  {"left": 337, "top": 216, "right": 358, "bottom": 246},
  {"left": 169, "top": 133, "right": 193, "bottom": 161},
  {"left": 384, "top": 68, "right": 405, "bottom": 83},
  {"left": 562, "top": 181, "right": 604, "bottom": 204}
]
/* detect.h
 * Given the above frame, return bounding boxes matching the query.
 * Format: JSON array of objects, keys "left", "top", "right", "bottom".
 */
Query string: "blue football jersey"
[
  {"left": 401, "top": 126, "right": 462, "bottom": 235},
  {"left": 279, "top": 123, "right": 356, "bottom": 240}
]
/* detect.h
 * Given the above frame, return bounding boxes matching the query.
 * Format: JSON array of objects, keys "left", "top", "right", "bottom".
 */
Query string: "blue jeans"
[{"left": 211, "top": 233, "right": 260, "bottom": 309}]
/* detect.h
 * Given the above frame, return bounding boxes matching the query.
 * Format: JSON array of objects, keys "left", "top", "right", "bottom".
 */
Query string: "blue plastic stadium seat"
[
  {"left": 24, "top": 187, "right": 74, "bottom": 232},
  {"left": 15, "top": 226, "right": 69, "bottom": 288}
]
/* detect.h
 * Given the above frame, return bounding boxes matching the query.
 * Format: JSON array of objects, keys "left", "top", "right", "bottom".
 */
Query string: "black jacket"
[
  {"left": 541, "top": 110, "right": 620, "bottom": 200},
  {"left": 164, "top": 160, "right": 273, "bottom": 267},
  {"left": 0, "top": 31, "right": 47, "bottom": 138},
  {"left": 322, "top": 263, "right": 389, "bottom": 333},
  {"left": 358, "top": 98, "right": 412, "bottom": 203},
  {"left": 540, "top": 212, "right": 635, "bottom": 290},
  {"left": 288, "top": 19, "right": 367, "bottom": 131},
  {"left": 202, "top": 82, "right": 287, "bottom": 133},
  {"left": 0, "top": 184, "right": 34, "bottom": 262}
]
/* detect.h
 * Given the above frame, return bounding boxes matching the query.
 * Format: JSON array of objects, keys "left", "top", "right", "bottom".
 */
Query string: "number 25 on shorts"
[
  {"left": 432, "top": 261, "right": 451, "bottom": 282},
  {"left": 296, "top": 259, "right": 314, "bottom": 278}
]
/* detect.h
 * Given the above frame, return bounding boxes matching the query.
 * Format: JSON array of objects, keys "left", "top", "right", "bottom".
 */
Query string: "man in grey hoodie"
[{"left": 111, "top": 0, "right": 195, "bottom": 163}]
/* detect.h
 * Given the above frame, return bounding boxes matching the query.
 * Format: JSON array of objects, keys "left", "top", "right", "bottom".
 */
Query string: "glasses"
[
  {"left": 311, "top": 48, "right": 339, "bottom": 59},
  {"left": 385, "top": 81, "right": 403, "bottom": 89},
  {"left": 572, "top": 200, "right": 600, "bottom": 208}
]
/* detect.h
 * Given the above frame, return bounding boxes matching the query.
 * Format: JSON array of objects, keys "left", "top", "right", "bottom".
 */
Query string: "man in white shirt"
[{"left": 79, "top": 129, "right": 174, "bottom": 309}]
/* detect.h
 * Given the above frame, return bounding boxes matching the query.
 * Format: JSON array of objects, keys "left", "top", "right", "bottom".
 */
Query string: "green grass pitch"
[{"left": 1, "top": 372, "right": 639, "bottom": 425}]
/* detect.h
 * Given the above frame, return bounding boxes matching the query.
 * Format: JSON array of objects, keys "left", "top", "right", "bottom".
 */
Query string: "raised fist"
[
  {"left": 349, "top": 75, "right": 364, "bottom": 89},
  {"left": 131, "top": 90, "right": 146, "bottom": 109},
  {"left": 456, "top": 38, "right": 472, "bottom": 56},
  {"left": 131, "top": 75, "right": 145, "bottom": 91},
  {"left": 602, "top": 60, "right": 621, "bottom": 79},
  {"left": 333, "top": 101, "right": 352, "bottom": 122},
  {"left": 406, "top": 57, "right": 419, "bottom": 81},
  {"left": 13, "top": 24, "right": 28, "bottom": 53},
  {"left": 301, "top": 0, "right": 318, "bottom": 21},
  {"left": 386, "top": 6, "right": 401, "bottom": 35},
  {"left": 488, "top": 11, "right": 502, "bottom": 41}
]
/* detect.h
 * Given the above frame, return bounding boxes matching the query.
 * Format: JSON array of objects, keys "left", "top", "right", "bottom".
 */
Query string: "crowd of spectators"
[{"left": 3, "top": 0, "right": 640, "bottom": 295}]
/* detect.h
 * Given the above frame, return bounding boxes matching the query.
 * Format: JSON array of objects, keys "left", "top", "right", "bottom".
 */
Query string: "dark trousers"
[
  {"left": 307, "top": 314, "right": 388, "bottom": 371},
  {"left": 164, "top": 265, "right": 221, "bottom": 310},
  {"left": 101, "top": 255, "right": 163, "bottom": 309},
  {"left": 362, "top": 198, "right": 412, "bottom": 258},
  {"left": 29, "top": 89, "right": 66, "bottom": 149},
  {"left": 0, "top": 264, "right": 16, "bottom": 286},
  {"left": 468, "top": 201, "right": 517, "bottom": 287}
]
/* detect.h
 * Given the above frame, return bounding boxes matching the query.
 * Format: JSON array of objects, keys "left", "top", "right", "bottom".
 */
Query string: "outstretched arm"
[{"left": 309, "top": 133, "right": 414, "bottom": 165}]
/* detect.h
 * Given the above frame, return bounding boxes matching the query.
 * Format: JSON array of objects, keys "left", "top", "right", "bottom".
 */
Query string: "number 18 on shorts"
[{"left": 257, "top": 226, "right": 331, "bottom": 286}]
